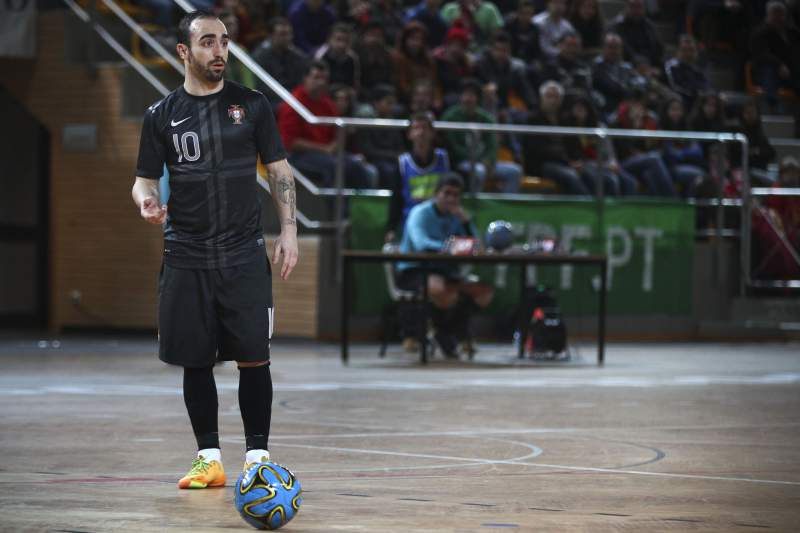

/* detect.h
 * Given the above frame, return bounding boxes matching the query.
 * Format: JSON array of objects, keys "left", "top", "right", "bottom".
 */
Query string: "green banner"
[{"left": 349, "top": 195, "right": 695, "bottom": 316}]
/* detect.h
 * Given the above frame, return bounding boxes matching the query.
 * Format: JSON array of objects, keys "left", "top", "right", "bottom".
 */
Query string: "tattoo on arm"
[{"left": 272, "top": 173, "right": 296, "bottom": 226}]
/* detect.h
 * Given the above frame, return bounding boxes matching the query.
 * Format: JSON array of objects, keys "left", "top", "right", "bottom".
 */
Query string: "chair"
[{"left": 378, "top": 243, "right": 428, "bottom": 357}]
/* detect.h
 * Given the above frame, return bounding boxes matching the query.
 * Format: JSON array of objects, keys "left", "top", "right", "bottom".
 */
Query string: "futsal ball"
[
  {"left": 485, "top": 220, "right": 514, "bottom": 251},
  {"left": 234, "top": 461, "right": 302, "bottom": 530}
]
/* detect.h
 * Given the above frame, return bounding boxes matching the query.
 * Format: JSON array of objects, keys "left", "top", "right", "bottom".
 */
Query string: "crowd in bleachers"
[{"left": 136, "top": 0, "right": 800, "bottom": 199}]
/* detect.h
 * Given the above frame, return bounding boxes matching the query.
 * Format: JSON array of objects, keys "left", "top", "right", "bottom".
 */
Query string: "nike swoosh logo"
[{"left": 171, "top": 117, "right": 191, "bottom": 127}]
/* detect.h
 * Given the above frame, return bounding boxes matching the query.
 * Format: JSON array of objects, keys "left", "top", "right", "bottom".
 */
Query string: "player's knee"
[{"left": 237, "top": 360, "right": 269, "bottom": 368}]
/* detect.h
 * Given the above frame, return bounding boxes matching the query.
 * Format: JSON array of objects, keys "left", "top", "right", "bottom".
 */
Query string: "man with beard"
[{"left": 131, "top": 10, "right": 299, "bottom": 489}]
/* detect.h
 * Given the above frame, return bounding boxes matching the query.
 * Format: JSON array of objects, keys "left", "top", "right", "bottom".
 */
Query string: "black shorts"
[
  {"left": 396, "top": 267, "right": 464, "bottom": 292},
  {"left": 158, "top": 252, "right": 273, "bottom": 368}
]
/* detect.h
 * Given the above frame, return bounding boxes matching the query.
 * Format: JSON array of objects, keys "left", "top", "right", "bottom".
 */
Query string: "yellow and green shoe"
[{"left": 177, "top": 455, "right": 226, "bottom": 489}]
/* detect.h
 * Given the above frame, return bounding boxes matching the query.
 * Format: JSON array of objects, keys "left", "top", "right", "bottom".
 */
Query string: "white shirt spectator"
[{"left": 533, "top": 11, "right": 575, "bottom": 60}]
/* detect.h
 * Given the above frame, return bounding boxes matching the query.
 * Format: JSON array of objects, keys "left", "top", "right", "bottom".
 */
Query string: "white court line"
[{"left": 277, "top": 442, "right": 800, "bottom": 487}]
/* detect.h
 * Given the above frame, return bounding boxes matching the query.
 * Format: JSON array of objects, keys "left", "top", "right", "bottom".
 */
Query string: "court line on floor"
[{"left": 276, "top": 442, "right": 800, "bottom": 487}]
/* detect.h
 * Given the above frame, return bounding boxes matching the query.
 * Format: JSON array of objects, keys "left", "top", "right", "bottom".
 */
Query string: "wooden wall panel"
[{"left": 0, "top": 12, "right": 319, "bottom": 337}]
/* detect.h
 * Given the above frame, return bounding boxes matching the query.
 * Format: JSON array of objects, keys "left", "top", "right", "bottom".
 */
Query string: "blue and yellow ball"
[{"left": 234, "top": 462, "right": 302, "bottom": 530}]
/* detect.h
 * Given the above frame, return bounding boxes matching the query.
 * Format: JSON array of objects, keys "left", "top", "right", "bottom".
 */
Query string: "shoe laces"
[{"left": 189, "top": 457, "right": 211, "bottom": 475}]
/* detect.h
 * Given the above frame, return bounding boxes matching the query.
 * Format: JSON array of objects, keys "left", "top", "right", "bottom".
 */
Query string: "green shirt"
[
  {"left": 440, "top": 104, "right": 498, "bottom": 164},
  {"left": 440, "top": 2, "right": 503, "bottom": 44}
]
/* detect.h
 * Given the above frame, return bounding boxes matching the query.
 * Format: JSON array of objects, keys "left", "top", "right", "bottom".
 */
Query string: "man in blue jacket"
[{"left": 397, "top": 173, "right": 494, "bottom": 357}]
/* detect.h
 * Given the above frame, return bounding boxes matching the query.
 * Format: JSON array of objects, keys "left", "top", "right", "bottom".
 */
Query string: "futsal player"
[{"left": 131, "top": 10, "right": 298, "bottom": 489}]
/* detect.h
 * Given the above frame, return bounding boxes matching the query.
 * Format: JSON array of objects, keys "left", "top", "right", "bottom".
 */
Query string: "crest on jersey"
[{"left": 228, "top": 105, "right": 245, "bottom": 125}]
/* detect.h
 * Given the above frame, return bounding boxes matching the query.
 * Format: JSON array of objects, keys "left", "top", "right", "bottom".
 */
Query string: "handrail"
[
  {"left": 63, "top": 0, "right": 170, "bottom": 96},
  {"left": 98, "top": 0, "right": 185, "bottom": 74}
]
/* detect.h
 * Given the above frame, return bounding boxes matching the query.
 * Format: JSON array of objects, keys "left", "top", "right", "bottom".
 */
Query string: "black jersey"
[{"left": 136, "top": 81, "right": 286, "bottom": 269}]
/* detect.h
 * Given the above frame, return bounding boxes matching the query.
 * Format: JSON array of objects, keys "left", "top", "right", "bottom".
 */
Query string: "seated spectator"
[
  {"left": 355, "top": 22, "right": 394, "bottom": 96},
  {"left": 568, "top": 0, "right": 605, "bottom": 56},
  {"left": 533, "top": 0, "right": 576, "bottom": 60},
  {"left": 277, "top": 61, "right": 375, "bottom": 188},
  {"left": 441, "top": 79, "right": 523, "bottom": 192},
  {"left": 314, "top": 23, "right": 361, "bottom": 92},
  {"left": 657, "top": 96, "right": 707, "bottom": 197},
  {"left": 393, "top": 21, "right": 440, "bottom": 106},
  {"left": 729, "top": 98, "right": 778, "bottom": 186},
  {"left": 687, "top": 91, "right": 726, "bottom": 133},
  {"left": 251, "top": 17, "right": 310, "bottom": 110},
  {"left": 562, "top": 91, "right": 638, "bottom": 195},
  {"left": 288, "top": 0, "right": 336, "bottom": 54},
  {"left": 357, "top": 85, "right": 407, "bottom": 190},
  {"left": 523, "top": 80, "right": 591, "bottom": 195},
  {"left": 408, "top": 78, "right": 442, "bottom": 116},
  {"left": 633, "top": 55, "right": 679, "bottom": 112},
  {"left": 609, "top": 0, "right": 664, "bottom": 67},
  {"left": 440, "top": 0, "right": 505, "bottom": 47},
  {"left": 474, "top": 32, "right": 536, "bottom": 114},
  {"left": 396, "top": 172, "right": 495, "bottom": 357},
  {"left": 387, "top": 111, "right": 451, "bottom": 241},
  {"left": 406, "top": 0, "right": 449, "bottom": 48},
  {"left": 503, "top": 0, "right": 541, "bottom": 64},
  {"left": 609, "top": 93, "right": 678, "bottom": 196},
  {"left": 664, "top": 34, "right": 710, "bottom": 109},
  {"left": 751, "top": 156, "right": 800, "bottom": 280},
  {"left": 434, "top": 26, "right": 474, "bottom": 109},
  {"left": 592, "top": 32, "right": 647, "bottom": 116},
  {"left": 347, "top": 0, "right": 405, "bottom": 47},
  {"left": 750, "top": 0, "right": 800, "bottom": 112},
  {"left": 540, "top": 32, "right": 594, "bottom": 98}
]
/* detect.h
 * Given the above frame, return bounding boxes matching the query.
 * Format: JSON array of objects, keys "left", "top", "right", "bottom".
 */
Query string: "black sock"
[
  {"left": 183, "top": 366, "right": 219, "bottom": 450},
  {"left": 238, "top": 365, "right": 273, "bottom": 451}
]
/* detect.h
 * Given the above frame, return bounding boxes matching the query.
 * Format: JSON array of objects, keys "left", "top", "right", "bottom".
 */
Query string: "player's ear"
[{"left": 176, "top": 43, "right": 188, "bottom": 61}]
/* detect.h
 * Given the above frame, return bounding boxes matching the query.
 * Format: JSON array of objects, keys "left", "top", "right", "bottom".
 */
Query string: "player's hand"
[
  {"left": 273, "top": 230, "right": 299, "bottom": 281},
  {"left": 140, "top": 197, "right": 167, "bottom": 225}
]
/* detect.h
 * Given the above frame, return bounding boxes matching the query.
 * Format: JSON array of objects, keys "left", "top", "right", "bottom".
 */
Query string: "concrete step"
[{"left": 763, "top": 115, "right": 795, "bottom": 138}]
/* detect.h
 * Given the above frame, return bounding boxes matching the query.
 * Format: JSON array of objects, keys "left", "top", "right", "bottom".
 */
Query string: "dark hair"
[
  {"left": 490, "top": 31, "right": 512, "bottom": 47},
  {"left": 435, "top": 172, "right": 465, "bottom": 192},
  {"left": 330, "top": 22, "right": 353, "bottom": 36},
  {"left": 267, "top": 16, "right": 291, "bottom": 33},
  {"left": 305, "top": 59, "right": 330, "bottom": 76},
  {"left": 658, "top": 96, "right": 686, "bottom": 130},
  {"left": 409, "top": 110, "right": 435, "bottom": 128},
  {"left": 460, "top": 78, "right": 482, "bottom": 99},
  {"left": 371, "top": 84, "right": 396, "bottom": 103},
  {"left": 563, "top": 90, "right": 598, "bottom": 126},
  {"left": 178, "top": 10, "right": 217, "bottom": 46}
]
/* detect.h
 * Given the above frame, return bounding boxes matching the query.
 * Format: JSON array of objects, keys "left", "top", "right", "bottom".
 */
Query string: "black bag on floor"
[{"left": 523, "top": 285, "right": 567, "bottom": 355}]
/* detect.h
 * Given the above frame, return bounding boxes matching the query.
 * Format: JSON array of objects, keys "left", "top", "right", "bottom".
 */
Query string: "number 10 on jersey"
[{"left": 172, "top": 132, "right": 201, "bottom": 163}]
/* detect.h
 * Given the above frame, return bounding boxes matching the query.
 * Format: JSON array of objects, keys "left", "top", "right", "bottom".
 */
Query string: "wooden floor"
[{"left": 1, "top": 336, "right": 799, "bottom": 532}]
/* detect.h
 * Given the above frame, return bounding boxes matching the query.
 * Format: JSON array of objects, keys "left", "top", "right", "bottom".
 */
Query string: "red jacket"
[{"left": 277, "top": 85, "right": 338, "bottom": 151}]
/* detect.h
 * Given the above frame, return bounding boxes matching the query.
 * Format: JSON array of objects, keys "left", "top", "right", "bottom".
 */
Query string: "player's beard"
[{"left": 188, "top": 49, "right": 226, "bottom": 83}]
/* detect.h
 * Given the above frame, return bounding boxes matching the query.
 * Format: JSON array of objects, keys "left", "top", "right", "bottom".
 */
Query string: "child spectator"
[
  {"left": 441, "top": 78, "right": 523, "bottom": 192},
  {"left": 562, "top": 91, "right": 637, "bottom": 195},
  {"left": 657, "top": 96, "right": 706, "bottom": 197},
  {"left": 387, "top": 112, "right": 451, "bottom": 241},
  {"left": 609, "top": 93, "right": 677, "bottom": 196}
]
